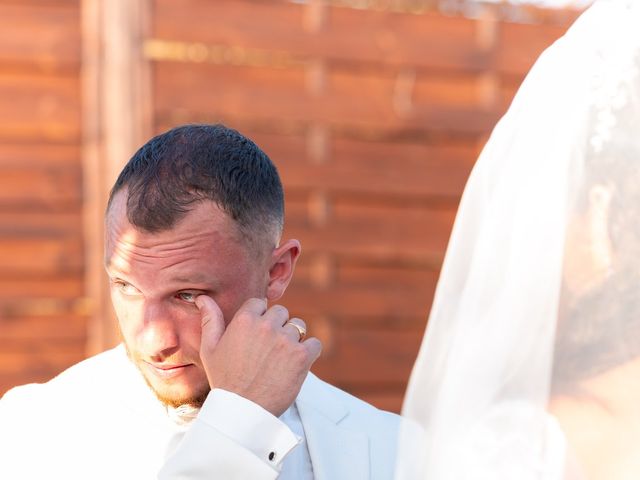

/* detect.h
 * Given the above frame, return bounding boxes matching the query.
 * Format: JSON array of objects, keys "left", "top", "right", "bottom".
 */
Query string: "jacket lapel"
[{"left": 296, "top": 373, "right": 370, "bottom": 480}]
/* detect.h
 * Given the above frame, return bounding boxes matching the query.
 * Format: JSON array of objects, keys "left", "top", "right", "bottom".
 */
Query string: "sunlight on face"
[{"left": 105, "top": 191, "right": 269, "bottom": 408}]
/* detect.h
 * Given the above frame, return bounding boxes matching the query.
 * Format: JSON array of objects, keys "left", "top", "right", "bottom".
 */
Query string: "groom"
[{"left": 0, "top": 124, "right": 399, "bottom": 479}]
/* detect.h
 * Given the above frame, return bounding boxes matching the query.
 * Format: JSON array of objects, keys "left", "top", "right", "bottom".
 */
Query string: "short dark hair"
[{"left": 107, "top": 124, "right": 284, "bottom": 247}]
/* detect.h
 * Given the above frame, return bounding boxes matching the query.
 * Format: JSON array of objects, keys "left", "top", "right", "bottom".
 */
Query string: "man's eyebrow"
[
  {"left": 104, "top": 265, "right": 138, "bottom": 283},
  {"left": 104, "top": 266, "right": 124, "bottom": 277}
]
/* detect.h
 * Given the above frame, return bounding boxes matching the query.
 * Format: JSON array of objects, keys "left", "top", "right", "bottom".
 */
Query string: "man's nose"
[{"left": 140, "top": 302, "right": 180, "bottom": 361}]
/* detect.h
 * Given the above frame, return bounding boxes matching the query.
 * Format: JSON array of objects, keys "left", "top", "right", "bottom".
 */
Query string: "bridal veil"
[{"left": 397, "top": 1, "right": 640, "bottom": 478}]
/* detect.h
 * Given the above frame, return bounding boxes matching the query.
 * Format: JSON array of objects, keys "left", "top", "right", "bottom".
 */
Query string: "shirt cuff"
[{"left": 197, "top": 388, "right": 302, "bottom": 469}]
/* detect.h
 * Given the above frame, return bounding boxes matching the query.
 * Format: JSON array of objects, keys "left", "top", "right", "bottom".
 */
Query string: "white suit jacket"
[{"left": 0, "top": 346, "right": 399, "bottom": 479}]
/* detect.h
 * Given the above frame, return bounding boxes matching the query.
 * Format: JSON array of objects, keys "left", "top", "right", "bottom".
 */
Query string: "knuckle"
[
  {"left": 249, "top": 297, "right": 267, "bottom": 312},
  {"left": 291, "top": 344, "right": 309, "bottom": 363},
  {"left": 271, "top": 304, "right": 289, "bottom": 320},
  {"left": 276, "top": 332, "right": 291, "bottom": 348},
  {"left": 234, "top": 311, "right": 253, "bottom": 327},
  {"left": 257, "top": 318, "right": 274, "bottom": 334},
  {"left": 237, "top": 304, "right": 259, "bottom": 320},
  {"left": 233, "top": 314, "right": 261, "bottom": 336}
]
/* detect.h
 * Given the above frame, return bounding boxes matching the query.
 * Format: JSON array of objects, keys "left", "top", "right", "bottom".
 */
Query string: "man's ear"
[{"left": 266, "top": 239, "right": 301, "bottom": 302}]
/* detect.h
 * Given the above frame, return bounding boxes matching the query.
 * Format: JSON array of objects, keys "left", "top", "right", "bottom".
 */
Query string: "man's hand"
[{"left": 196, "top": 295, "right": 322, "bottom": 417}]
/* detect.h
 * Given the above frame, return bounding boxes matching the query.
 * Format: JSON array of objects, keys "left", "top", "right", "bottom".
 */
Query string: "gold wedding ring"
[{"left": 285, "top": 320, "right": 307, "bottom": 342}]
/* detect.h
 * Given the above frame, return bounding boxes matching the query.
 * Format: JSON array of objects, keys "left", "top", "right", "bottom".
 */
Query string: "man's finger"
[
  {"left": 282, "top": 318, "right": 306, "bottom": 343},
  {"left": 237, "top": 297, "right": 268, "bottom": 317},
  {"left": 195, "top": 295, "right": 225, "bottom": 349},
  {"left": 264, "top": 304, "right": 290, "bottom": 327},
  {"left": 302, "top": 337, "right": 322, "bottom": 365}
]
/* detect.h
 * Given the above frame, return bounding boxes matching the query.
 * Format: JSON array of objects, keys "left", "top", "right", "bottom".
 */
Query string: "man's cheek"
[{"left": 112, "top": 302, "right": 141, "bottom": 344}]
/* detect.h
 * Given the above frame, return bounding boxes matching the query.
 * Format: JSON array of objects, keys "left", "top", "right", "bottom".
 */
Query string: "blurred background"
[{"left": 0, "top": 0, "right": 589, "bottom": 412}]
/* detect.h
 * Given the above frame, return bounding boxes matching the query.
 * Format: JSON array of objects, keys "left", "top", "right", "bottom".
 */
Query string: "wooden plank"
[
  {"left": 0, "top": 3, "right": 80, "bottom": 70},
  {"left": 0, "top": 165, "right": 81, "bottom": 208},
  {"left": 0, "top": 238, "right": 82, "bottom": 275},
  {"left": 0, "top": 346, "right": 85, "bottom": 391},
  {"left": 154, "top": 62, "right": 501, "bottom": 134},
  {"left": 0, "top": 143, "right": 79, "bottom": 166},
  {"left": 0, "top": 0, "right": 84, "bottom": 394},
  {"left": 82, "top": 0, "right": 154, "bottom": 355},
  {"left": 499, "top": 75, "right": 525, "bottom": 110},
  {"left": 354, "top": 389, "right": 406, "bottom": 414},
  {"left": 251, "top": 132, "right": 477, "bottom": 198},
  {"left": 0, "top": 276, "right": 83, "bottom": 299},
  {"left": 0, "top": 71, "right": 80, "bottom": 142},
  {"left": 293, "top": 258, "right": 442, "bottom": 288},
  {"left": 0, "top": 296, "right": 89, "bottom": 318},
  {"left": 283, "top": 282, "right": 434, "bottom": 320},
  {"left": 336, "top": 262, "right": 440, "bottom": 287},
  {"left": 153, "top": 62, "right": 305, "bottom": 118},
  {"left": 0, "top": 314, "right": 86, "bottom": 344},
  {"left": 282, "top": 265, "right": 438, "bottom": 320},
  {"left": 495, "top": 21, "right": 569, "bottom": 76},
  {"left": 0, "top": 212, "right": 82, "bottom": 274},
  {"left": 152, "top": 0, "right": 487, "bottom": 71},
  {"left": 0, "top": 212, "right": 81, "bottom": 237},
  {"left": 412, "top": 72, "right": 488, "bottom": 108},
  {"left": 152, "top": 0, "right": 582, "bottom": 80},
  {"left": 327, "top": 68, "right": 501, "bottom": 130},
  {"left": 312, "top": 325, "right": 423, "bottom": 385},
  {"left": 0, "top": 0, "right": 79, "bottom": 5},
  {"left": 326, "top": 68, "right": 403, "bottom": 123},
  {"left": 283, "top": 200, "right": 456, "bottom": 264},
  {"left": 326, "top": 5, "right": 484, "bottom": 71}
]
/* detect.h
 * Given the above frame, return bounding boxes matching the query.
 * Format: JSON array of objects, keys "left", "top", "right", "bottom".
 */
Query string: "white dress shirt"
[{"left": 168, "top": 389, "right": 314, "bottom": 479}]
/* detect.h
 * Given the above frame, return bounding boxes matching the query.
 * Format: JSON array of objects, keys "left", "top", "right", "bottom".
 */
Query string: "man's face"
[{"left": 105, "top": 192, "right": 269, "bottom": 408}]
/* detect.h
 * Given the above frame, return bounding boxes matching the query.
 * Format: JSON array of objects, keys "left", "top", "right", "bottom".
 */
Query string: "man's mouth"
[{"left": 143, "top": 361, "right": 192, "bottom": 378}]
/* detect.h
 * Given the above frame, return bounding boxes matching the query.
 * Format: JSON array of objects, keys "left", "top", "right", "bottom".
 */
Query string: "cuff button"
[{"left": 268, "top": 451, "right": 276, "bottom": 462}]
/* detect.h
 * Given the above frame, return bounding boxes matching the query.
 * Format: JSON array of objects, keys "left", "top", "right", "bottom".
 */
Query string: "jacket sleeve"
[
  {"left": 158, "top": 389, "right": 301, "bottom": 480},
  {"left": 0, "top": 385, "right": 54, "bottom": 479}
]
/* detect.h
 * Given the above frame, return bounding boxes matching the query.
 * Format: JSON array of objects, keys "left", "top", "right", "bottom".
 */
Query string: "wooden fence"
[
  {"left": 0, "top": 0, "right": 579, "bottom": 411},
  {"left": 0, "top": 0, "right": 84, "bottom": 394}
]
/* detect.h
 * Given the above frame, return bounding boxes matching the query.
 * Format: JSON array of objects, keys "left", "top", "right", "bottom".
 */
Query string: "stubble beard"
[
  {"left": 121, "top": 341, "right": 211, "bottom": 409},
  {"left": 140, "top": 370, "right": 210, "bottom": 409}
]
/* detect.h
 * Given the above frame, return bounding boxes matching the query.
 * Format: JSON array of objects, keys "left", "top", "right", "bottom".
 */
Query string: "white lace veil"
[{"left": 396, "top": 1, "right": 640, "bottom": 479}]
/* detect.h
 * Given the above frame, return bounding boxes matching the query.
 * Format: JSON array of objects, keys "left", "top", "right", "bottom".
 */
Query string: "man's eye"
[
  {"left": 113, "top": 281, "right": 140, "bottom": 296},
  {"left": 177, "top": 292, "right": 197, "bottom": 303}
]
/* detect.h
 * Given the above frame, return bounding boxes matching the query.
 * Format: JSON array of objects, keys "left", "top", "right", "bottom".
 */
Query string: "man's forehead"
[
  {"left": 105, "top": 188, "right": 270, "bottom": 266},
  {"left": 103, "top": 226, "right": 243, "bottom": 293}
]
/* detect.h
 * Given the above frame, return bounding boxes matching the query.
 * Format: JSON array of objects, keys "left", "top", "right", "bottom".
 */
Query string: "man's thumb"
[{"left": 195, "top": 295, "right": 225, "bottom": 350}]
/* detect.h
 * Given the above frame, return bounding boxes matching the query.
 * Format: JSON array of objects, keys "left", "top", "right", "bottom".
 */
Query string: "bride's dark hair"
[{"left": 552, "top": 69, "right": 640, "bottom": 391}]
